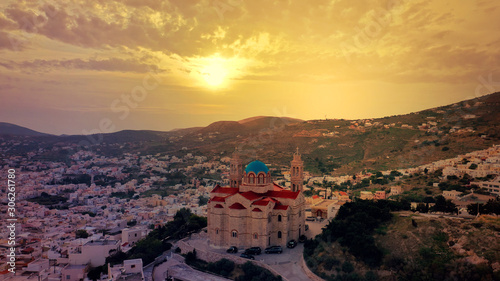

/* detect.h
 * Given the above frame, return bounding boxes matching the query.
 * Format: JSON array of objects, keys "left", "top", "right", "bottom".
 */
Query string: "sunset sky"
[{"left": 1, "top": 0, "right": 499, "bottom": 135}]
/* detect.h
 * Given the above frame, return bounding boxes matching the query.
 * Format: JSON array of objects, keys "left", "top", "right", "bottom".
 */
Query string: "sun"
[{"left": 201, "top": 58, "right": 228, "bottom": 87}]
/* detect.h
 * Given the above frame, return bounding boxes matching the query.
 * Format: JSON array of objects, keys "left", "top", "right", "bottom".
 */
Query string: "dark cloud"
[{"left": 0, "top": 31, "right": 26, "bottom": 50}]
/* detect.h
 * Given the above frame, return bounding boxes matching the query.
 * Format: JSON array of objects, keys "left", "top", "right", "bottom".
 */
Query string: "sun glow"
[{"left": 202, "top": 59, "right": 228, "bottom": 87}]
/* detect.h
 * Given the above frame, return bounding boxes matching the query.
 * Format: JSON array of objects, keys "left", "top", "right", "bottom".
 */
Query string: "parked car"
[
  {"left": 264, "top": 246, "right": 283, "bottom": 254},
  {"left": 306, "top": 216, "right": 315, "bottom": 221},
  {"left": 244, "top": 247, "right": 261, "bottom": 255},
  {"left": 240, "top": 253, "right": 255, "bottom": 260},
  {"left": 226, "top": 246, "right": 238, "bottom": 253},
  {"left": 287, "top": 240, "right": 297, "bottom": 248}
]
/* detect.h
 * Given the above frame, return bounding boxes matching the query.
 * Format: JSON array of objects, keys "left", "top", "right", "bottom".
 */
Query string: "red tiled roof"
[
  {"left": 214, "top": 204, "right": 224, "bottom": 208},
  {"left": 252, "top": 197, "right": 279, "bottom": 206},
  {"left": 229, "top": 203, "right": 246, "bottom": 210},
  {"left": 272, "top": 183, "right": 284, "bottom": 191},
  {"left": 210, "top": 196, "right": 227, "bottom": 202},
  {"left": 340, "top": 191, "right": 348, "bottom": 196},
  {"left": 252, "top": 208, "right": 263, "bottom": 212},
  {"left": 312, "top": 195, "right": 320, "bottom": 199},
  {"left": 241, "top": 191, "right": 263, "bottom": 201},
  {"left": 211, "top": 184, "right": 239, "bottom": 195},
  {"left": 252, "top": 200, "right": 270, "bottom": 206},
  {"left": 274, "top": 204, "right": 289, "bottom": 210},
  {"left": 265, "top": 190, "right": 300, "bottom": 199}
]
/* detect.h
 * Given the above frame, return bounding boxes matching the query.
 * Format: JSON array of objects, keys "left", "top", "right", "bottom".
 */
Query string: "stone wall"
[
  {"left": 300, "top": 254, "right": 325, "bottom": 281},
  {"left": 176, "top": 238, "right": 290, "bottom": 281}
]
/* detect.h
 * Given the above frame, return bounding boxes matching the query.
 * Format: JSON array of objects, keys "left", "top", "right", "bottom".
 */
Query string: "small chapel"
[{"left": 207, "top": 148, "right": 306, "bottom": 249}]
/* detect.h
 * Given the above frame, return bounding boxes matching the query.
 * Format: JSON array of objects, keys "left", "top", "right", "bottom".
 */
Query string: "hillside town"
[{"left": 1, "top": 134, "right": 500, "bottom": 280}]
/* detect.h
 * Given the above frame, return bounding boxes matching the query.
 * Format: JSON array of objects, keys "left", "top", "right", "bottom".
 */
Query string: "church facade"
[{"left": 207, "top": 149, "right": 306, "bottom": 249}]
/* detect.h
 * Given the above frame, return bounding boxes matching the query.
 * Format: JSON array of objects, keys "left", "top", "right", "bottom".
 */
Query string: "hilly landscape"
[
  {"left": 1, "top": 92, "right": 500, "bottom": 176},
  {"left": 0, "top": 122, "right": 50, "bottom": 136}
]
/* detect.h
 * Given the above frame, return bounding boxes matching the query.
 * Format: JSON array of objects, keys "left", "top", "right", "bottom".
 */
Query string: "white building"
[
  {"left": 443, "top": 190, "right": 462, "bottom": 200},
  {"left": 475, "top": 177, "right": 500, "bottom": 196},
  {"left": 108, "top": 259, "right": 144, "bottom": 281},
  {"left": 122, "top": 228, "right": 144, "bottom": 246},
  {"left": 68, "top": 240, "right": 120, "bottom": 267},
  {"left": 61, "top": 264, "right": 88, "bottom": 281}
]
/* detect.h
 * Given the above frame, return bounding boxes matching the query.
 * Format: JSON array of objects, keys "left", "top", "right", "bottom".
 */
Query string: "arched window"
[
  {"left": 299, "top": 210, "right": 302, "bottom": 217},
  {"left": 249, "top": 173, "right": 255, "bottom": 184},
  {"left": 258, "top": 173, "right": 264, "bottom": 184},
  {"left": 278, "top": 231, "right": 282, "bottom": 239},
  {"left": 253, "top": 233, "right": 258, "bottom": 239},
  {"left": 278, "top": 215, "right": 282, "bottom": 222},
  {"left": 268, "top": 214, "right": 271, "bottom": 223},
  {"left": 232, "top": 230, "right": 238, "bottom": 238},
  {"left": 215, "top": 228, "right": 219, "bottom": 235}
]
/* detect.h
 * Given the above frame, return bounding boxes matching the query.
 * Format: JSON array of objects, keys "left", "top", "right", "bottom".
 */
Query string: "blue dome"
[{"left": 245, "top": 160, "right": 269, "bottom": 174}]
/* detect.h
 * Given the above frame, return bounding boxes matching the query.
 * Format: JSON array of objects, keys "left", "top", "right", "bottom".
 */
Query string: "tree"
[
  {"left": 303, "top": 190, "right": 313, "bottom": 197},
  {"left": 390, "top": 170, "right": 402, "bottom": 177},
  {"left": 198, "top": 196, "right": 209, "bottom": 206},
  {"left": 416, "top": 203, "right": 429, "bottom": 213},
  {"left": 75, "top": 229, "right": 89, "bottom": 239},
  {"left": 174, "top": 207, "right": 193, "bottom": 223},
  {"left": 87, "top": 265, "right": 106, "bottom": 281},
  {"left": 342, "top": 261, "right": 354, "bottom": 273},
  {"left": 185, "top": 249, "right": 197, "bottom": 265},
  {"left": 467, "top": 199, "right": 500, "bottom": 215},
  {"left": 469, "top": 163, "right": 478, "bottom": 170},
  {"left": 432, "top": 196, "right": 457, "bottom": 214},
  {"left": 207, "top": 259, "right": 235, "bottom": 277},
  {"left": 467, "top": 203, "right": 482, "bottom": 216}
]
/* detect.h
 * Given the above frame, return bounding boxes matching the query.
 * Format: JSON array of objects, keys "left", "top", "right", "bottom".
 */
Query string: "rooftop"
[{"left": 84, "top": 240, "right": 119, "bottom": 246}]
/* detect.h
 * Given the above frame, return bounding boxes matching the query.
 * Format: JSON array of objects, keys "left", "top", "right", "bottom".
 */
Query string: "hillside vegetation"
[
  {"left": 304, "top": 200, "right": 500, "bottom": 281},
  {"left": 3, "top": 92, "right": 500, "bottom": 176}
]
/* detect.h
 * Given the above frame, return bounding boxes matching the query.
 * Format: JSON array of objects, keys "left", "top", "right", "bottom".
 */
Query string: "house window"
[
  {"left": 299, "top": 210, "right": 302, "bottom": 217},
  {"left": 278, "top": 215, "right": 282, "bottom": 222},
  {"left": 131, "top": 265, "right": 135, "bottom": 269},
  {"left": 232, "top": 230, "right": 238, "bottom": 238},
  {"left": 66, "top": 275, "right": 71, "bottom": 280},
  {"left": 216, "top": 228, "right": 219, "bottom": 235},
  {"left": 268, "top": 215, "right": 271, "bottom": 223},
  {"left": 253, "top": 233, "right": 258, "bottom": 239},
  {"left": 278, "top": 231, "right": 282, "bottom": 239}
]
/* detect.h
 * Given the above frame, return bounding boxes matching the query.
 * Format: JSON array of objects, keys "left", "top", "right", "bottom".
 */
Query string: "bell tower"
[
  {"left": 290, "top": 147, "right": 304, "bottom": 192},
  {"left": 229, "top": 148, "right": 243, "bottom": 188}
]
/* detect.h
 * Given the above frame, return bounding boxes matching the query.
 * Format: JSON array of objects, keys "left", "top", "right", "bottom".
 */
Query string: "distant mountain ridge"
[
  {"left": 0, "top": 122, "right": 50, "bottom": 136},
  {"left": 2, "top": 93, "right": 500, "bottom": 176},
  {"left": 0, "top": 116, "right": 304, "bottom": 137}
]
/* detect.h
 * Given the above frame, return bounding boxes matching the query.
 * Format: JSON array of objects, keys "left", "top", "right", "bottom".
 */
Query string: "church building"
[{"left": 207, "top": 149, "right": 306, "bottom": 249}]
